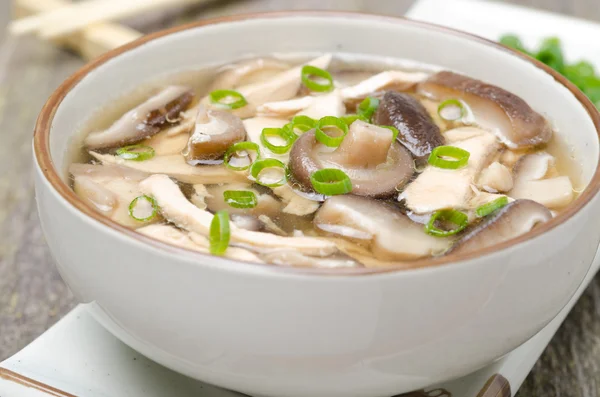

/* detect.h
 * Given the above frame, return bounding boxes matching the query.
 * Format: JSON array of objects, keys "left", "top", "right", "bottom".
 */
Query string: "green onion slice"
[
  {"left": 210, "top": 210, "right": 231, "bottom": 255},
  {"left": 260, "top": 127, "right": 296, "bottom": 155},
  {"left": 380, "top": 125, "right": 399, "bottom": 141},
  {"left": 340, "top": 114, "right": 368, "bottom": 126},
  {"left": 250, "top": 158, "right": 287, "bottom": 187},
  {"left": 357, "top": 96, "right": 380, "bottom": 121},
  {"left": 223, "top": 190, "right": 258, "bottom": 209},
  {"left": 128, "top": 195, "right": 158, "bottom": 222},
  {"left": 428, "top": 145, "right": 470, "bottom": 169},
  {"left": 437, "top": 99, "right": 467, "bottom": 121},
  {"left": 310, "top": 168, "right": 352, "bottom": 196},
  {"left": 224, "top": 142, "right": 260, "bottom": 171},
  {"left": 301, "top": 65, "right": 334, "bottom": 92},
  {"left": 315, "top": 116, "right": 349, "bottom": 147},
  {"left": 286, "top": 115, "right": 316, "bottom": 136},
  {"left": 476, "top": 196, "right": 509, "bottom": 218},
  {"left": 209, "top": 89, "right": 248, "bottom": 110},
  {"left": 425, "top": 209, "right": 468, "bottom": 237},
  {"left": 116, "top": 145, "right": 155, "bottom": 161}
]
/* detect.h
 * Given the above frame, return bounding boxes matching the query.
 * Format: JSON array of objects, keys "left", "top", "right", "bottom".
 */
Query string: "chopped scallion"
[
  {"left": 209, "top": 89, "right": 248, "bottom": 110},
  {"left": 357, "top": 96, "right": 380, "bottom": 121},
  {"left": 476, "top": 196, "right": 509, "bottom": 218},
  {"left": 128, "top": 195, "right": 158, "bottom": 222},
  {"left": 224, "top": 142, "right": 260, "bottom": 171},
  {"left": 250, "top": 158, "right": 287, "bottom": 187},
  {"left": 116, "top": 145, "right": 155, "bottom": 161},
  {"left": 315, "top": 116, "right": 349, "bottom": 147},
  {"left": 210, "top": 210, "right": 230, "bottom": 255},
  {"left": 310, "top": 168, "right": 352, "bottom": 196},
  {"left": 223, "top": 190, "right": 258, "bottom": 209},
  {"left": 425, "top": 209, "right": 468, "bottom": 237},
  {"left": 438, "top": 99, "right": 467, "bottom": 121},
  {"left": 260, "top": 127, "right": 296, "bottom": 154},
  {"left": 427, "top": 145, "right": 470, "bottom": 169},
  {"left": 286, "top": 115, "right": 316, "bottom": 136},
  {"left": 301, "top": 65, "right": 334, "bottom": 92}
]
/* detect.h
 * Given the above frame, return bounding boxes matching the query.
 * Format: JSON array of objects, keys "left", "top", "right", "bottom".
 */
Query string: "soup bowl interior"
[{"left": 34, "top": 12, "right": 600, "bottom": 397}]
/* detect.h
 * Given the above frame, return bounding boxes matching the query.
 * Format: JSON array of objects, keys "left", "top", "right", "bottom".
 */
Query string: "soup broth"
[{"left": 68, "top": 54, "right": 581, "bottom": 268}]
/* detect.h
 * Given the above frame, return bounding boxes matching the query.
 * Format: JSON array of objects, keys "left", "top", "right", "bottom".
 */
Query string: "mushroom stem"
[{"left": 331, "top": 120, "right": 393, "bottom": 168}]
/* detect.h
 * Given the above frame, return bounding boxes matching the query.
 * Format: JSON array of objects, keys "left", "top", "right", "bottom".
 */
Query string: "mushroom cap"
[
  {"left": 85, "top": 86, "right": 195, "bottom": 150},
  {"left": 288, "top": 125, "right": 414, "bottom": 198},
  {"left": 418, "top": 71, "right": 552, "bottom": 149},
  {"left": 373, "top": 91, "right": 444, "bottom": 159},
  {"left": 182, "top": 106, "right": 246, "bottom": 165},
  {"left": 449, "top": 199, "right": 552, "bottom": 255},
  {"left": 314, "top": 195, "right": 450, "bottom": 260}
]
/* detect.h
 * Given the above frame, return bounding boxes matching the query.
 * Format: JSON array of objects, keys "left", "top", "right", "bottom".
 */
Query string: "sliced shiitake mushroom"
[
  {"left": 418, "top": 71, "right": 552, "bottom": 149},
  {"left": 182, "top": 105, "right": 246, "bottom": 165},
  {"left": 85, "top": 86, "right": 195, "bottom": 150},
  {"left": 314, "top": 195, "right": 450, "bottom": 260},
  {"left": 288, "top": 120, "right": 414, "bottom": 198},
  {"left": 449, "top": 199, "right": 552, "bottom": 255},
  {"left": 372, "top": 91, "right": 444, "bottom": 159}
]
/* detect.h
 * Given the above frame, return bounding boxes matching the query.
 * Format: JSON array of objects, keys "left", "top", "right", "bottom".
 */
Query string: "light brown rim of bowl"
[{"left": 33, "top": 11, "right": 600, "bottom": 276}]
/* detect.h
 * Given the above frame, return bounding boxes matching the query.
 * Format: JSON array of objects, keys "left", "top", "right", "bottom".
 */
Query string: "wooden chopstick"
[
  {"left": 13, "top": 0, "right": 142, "bottom": 60},
  {"left": 11, "top": 0, "right": 206, "bottom": 39}
]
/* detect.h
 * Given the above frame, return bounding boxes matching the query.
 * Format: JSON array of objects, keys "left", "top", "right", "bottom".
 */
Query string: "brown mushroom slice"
[
  {"left": 70, "top": 163, "right": 152, "bottom": 228},
  {"left": 89, "top": 152, "right": 247, "bottom": 185},
  {"left": 315, "top": 195, "right": 450, "bottom": 261},
  {"left": 340, "top": 70, "right": 429, "bottom": 100},
  {"left": 399, "top": 128, "right": 499, "bottom": 213},
  {"left": 417, "top": 71, "right": 552, "bottom": 149},
  {"left": 85, "top": 86, "right": 195, "bottom": 150},
  {"left": 288, "top": 120, "right": 414, "bottom": 198},
  {"left": 509, "top": 152, "right": 574, "bottom": 209},
  {"left": 449, "top": 199, "right": 552, "bottom": 255},
  {"left": 372, "top": 91, "right": 444, "bottom": 159},
  {"left": 209, "top": 58, "right": 291, "bottom": 91},
  {"left": 140, "top": 174, "right": 337, "bottom": 256},
  {"left": 182, "top": 106, "right": 246, "bottom": 165},
  {"left": 204, "top": 183, "right": 281, "bottom": 216}
]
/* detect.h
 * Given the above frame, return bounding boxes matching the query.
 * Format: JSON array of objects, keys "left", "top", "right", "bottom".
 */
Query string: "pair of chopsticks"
[{"left": 10, "top": 0, "right": 204, "bottom": 41}]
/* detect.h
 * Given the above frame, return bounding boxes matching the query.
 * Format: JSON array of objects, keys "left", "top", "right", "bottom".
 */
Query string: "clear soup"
[{"left": 68, "top": 54, "right": 581, "bottom": 269}]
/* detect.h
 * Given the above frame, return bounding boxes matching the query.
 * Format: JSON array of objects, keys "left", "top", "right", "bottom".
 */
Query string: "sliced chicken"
[
  {"left": 143, "top": 130, "right": 189, "bottom": 156},
  {"left": 85, "top": 86, "right": 195, "bottom": 150},
  {"left": 510, "top": 152, "right": 574, "bottom": 209},
  {"left": 399, "top": 127, "right": 500, "bottom": 213},
  {"left": 187, "top": 232, "right": 263, "bottom": 263},
  {"left": 209, "top": 57, "right": 291, "bottom": 91},
  {"left": 260, "top": 250, "right": 360, "bottom": 268},
  {"left": 140, "top": 174, "right": 337, "bottom": 256},
  {"left": 70, "top": 163, "right": 152, "bottom": 228},
  {"left": 257, "top": 96, "right": 315, "bottom": 118},
  {"left": 138, "top": 224, "right": 206, "bottom": 252},
  {"left": 242, "top": 117, "right": 289, "bottom": 161},
  {"left": 89, "top": 152, "right": 248, "bottom": 185},
  {"left": 236, "top": 54, "right": 332, "bottom": 106},
  {"left": 477, "top": 161, "right": 513, "bottom": 193},
  {"left": 258, "top": 90, "right": 345, "bottom": 120},
  {"left": 190, "top": 184, "right": 211, "bottom": 210},
  {"left": 341, "top": 70, "right": 428, "bottom": 100},
  {"left": 273, "top": 184, "right": 320, "bottom": 216},
  {"left": 204, "top": 183, "right": 281, "bottom": 216}
]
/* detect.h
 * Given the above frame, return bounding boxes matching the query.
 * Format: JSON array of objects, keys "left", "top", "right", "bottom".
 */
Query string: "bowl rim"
[{"left": 33, "top": 10, "right": 600, "bottom": 276}]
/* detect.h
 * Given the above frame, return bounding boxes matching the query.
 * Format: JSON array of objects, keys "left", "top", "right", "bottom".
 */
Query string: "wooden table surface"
[{"left": 1, "top": 1, "right": 600, "bottom": 396}]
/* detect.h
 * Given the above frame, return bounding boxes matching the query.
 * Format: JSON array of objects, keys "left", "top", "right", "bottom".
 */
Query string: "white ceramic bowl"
[{"left": 33, "top": 12, "right": 600, "bottom": 397}]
